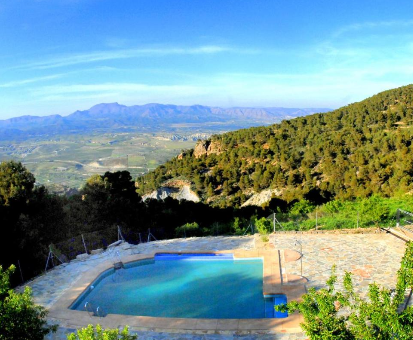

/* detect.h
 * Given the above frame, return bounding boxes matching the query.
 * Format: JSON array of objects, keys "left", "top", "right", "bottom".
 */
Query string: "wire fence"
[
  {"left": 14, "top": 207, "right": 410, "bottom": 286},
  {"left": 8, "top": 225, "right": 164, "bottom": 287},
  {"left": 43, "top": 207, "right": 413, "bottom": 271},
  {"left": 44, "top": 225, "right": 162, "bottom": 271}
]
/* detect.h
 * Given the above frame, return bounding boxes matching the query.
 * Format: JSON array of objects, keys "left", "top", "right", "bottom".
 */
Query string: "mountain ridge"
[{"left": 0, "top": 103, "right": 330, "bottom": 140}]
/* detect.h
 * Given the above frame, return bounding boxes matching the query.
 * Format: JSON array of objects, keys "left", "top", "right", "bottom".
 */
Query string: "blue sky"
[{"left": 1, "top": 0, "right": 413, "bottom": 118}]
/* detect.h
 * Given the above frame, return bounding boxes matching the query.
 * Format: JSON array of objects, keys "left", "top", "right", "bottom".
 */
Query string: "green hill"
[{"left": 136, "top": 85, "right": 413, "bottom": 208}]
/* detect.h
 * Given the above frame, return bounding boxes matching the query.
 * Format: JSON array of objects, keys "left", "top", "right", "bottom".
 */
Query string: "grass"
[{"left": 274, "top": 194, "right": 413, "bottom": 232}]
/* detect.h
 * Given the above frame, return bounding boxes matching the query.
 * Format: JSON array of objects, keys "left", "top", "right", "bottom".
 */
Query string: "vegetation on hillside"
[
  {"left": 0, "top": 161, "right": 248, "bottom": 283},
  {"left": 136, "top": 85, "right": 413, "bottom": 208},
  {"left": 2, "top": 159, "right": 413, "bottom": 284}
]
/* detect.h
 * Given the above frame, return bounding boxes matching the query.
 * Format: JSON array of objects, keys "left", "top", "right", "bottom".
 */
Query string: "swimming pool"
[{"left": 71, "top": 253, "right": 286, "bottom": 319}]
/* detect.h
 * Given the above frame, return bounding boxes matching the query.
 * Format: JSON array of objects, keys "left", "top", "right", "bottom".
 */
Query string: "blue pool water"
[{"left": 71, "top": 254, "right": 274, "bottom": 318}]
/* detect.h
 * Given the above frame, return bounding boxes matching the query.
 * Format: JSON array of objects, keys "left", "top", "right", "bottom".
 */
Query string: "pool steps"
[
  {"left": 113, "top": 261, "right": 124, "bottom": 269},
  {"left": 264, "top": 295, "right": 288, "bottom": 318},
  {"left": 84, "top": 301, "right": 106, "bottom": 317}
]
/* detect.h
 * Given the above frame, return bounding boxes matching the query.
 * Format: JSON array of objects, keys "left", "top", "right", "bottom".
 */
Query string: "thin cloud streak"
[
  {"left": 30, "top": 82, "right": 206, "bottom": 102},
  {"left": 27, "top": 68, "right": 403, "bottom": 109},
  {"left": 0, "top": 67, "right": 117, "bottom": 89},
  {"left": 0, "top": 74, "right": 63, "bottom": 88},
  {"left": 332, "top": 20, "right": 413, "bottom": 38},
  {"left": 19, "top": 45, "right": 235, "bottom": 70}
]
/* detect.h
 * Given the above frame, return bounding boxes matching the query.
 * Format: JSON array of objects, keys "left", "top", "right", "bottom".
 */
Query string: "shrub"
[
  {"left": 289, "top": 199, "right": 315, "bottom": 217},
  {"left": 67, "top": 324, "right": 137, "bottom": 340},
  {"left": 0, "top": 265, "right": 57, "bottom": 340},
  {"left": 255, "top": 217, "right": 272, "bottom": 235},
  {"left": 175, "top": 222, "right": 200, "bottom": 237},
  {"left": 232, "top": 217, "right": 244, "bottom": 235}
]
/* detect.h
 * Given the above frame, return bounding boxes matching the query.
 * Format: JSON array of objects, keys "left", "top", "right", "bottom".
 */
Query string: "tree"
[
  {"left": 67, "top": 324, "right": 136, "bottom": 340},
  {"left": 102, "top": 171, "right": 137, "bottom": 200},
  {"left": 0, "top": 265, "right": 57, "bottom": 340},
  {"left": 79, "top": 171, "right": 142, "bottom": 232},
  {"left": 0, "top": 162, "right": 42, "bottom": 283},
  {"left": 278, "top": 242, "right": 413, "bottom": 339},
  {"left": 0, "top": 161, "right": 35, "bottom": 207}
]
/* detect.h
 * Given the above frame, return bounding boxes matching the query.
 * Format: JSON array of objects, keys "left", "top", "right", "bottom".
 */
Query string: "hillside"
[
  {"left": 0, "top": 104, "right": 330, "bottom": 140},
  {"left": 136, "top": 85, "right": 413, "bottom": 207}
]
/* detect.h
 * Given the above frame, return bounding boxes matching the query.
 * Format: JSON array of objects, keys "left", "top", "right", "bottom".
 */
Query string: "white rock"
[
  {"left": 241, "top": 188, "right": 282, "bottom": 207},
  {"left": 142, "top": 185, "right": 199, "bottom": 202},
  {"left": 76, "top": 253, "right": 89, "bottom": 261},
  {"left": 90, "top": 249, "right": 103, "bottom": 255}
]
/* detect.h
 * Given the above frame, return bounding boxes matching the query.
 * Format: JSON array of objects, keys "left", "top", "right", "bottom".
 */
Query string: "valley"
[
  {"left": 0, "top": 131, "right": 201, "bottom": 193},
  {"left": 0, "top": 103, "right": 329, "bottom": 193}
]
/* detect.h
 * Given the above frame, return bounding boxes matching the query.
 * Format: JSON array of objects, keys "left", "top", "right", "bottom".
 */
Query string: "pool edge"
[{"left": 48, "top": 249, "right": 305, "bottom": 333}]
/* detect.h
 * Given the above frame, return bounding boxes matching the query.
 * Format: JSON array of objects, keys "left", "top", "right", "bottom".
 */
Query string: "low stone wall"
[{"left": 273, "top": 227, "right": 383, "bottom": 235}]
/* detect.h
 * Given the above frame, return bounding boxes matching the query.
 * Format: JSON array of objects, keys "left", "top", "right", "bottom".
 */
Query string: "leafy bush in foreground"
[
  {"left": 67, "top": 324, "right": 137, "bottom": 340},
  {"left": 0, "top": 265, "right": 57, "bottom": 340}
]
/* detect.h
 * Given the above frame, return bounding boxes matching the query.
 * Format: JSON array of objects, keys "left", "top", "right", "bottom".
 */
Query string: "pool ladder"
[{"left": 84, "top": 302, "right": 106, "bottom": 318}]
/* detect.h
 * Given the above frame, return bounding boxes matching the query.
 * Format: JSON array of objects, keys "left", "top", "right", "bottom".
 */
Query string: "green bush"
[
  {"left": 175, "top": 222, "right": 200, "bottom": 237},
  {"left": 279, "top": 195, "right": 413, "bottom": 231},
  {"left": 67, "top": 324, "right": 136, "bottom": 340},
  {"left": 280, "top": 221, "right": 298, "bottom": 231},
  {"left": 298, "top": 219, "right": 317, "bottom": 231},
  {"left": 289, "top": 199, "right": 315, "bottom": 217},
  {"left": 208, "top": 221, "right": 225, "bottom": 235},
  {"left": 319, "top": 217, "right": 355, "bottom": 230},
  {"left": 0, "top": 265, "right": 57, "bottom": 340},
  {"left": 255, "top": 217, "right": 272, "bottom": 235},
  {"left": 232, "top": 217, "right": 245, "bottom": 235}
]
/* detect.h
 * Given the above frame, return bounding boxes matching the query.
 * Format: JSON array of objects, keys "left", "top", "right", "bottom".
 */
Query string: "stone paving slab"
[
  {"left": 46, "top": 326, "right": 309, "bottom": 340},
  {"left": 271, "top": 232, "right": 406, "bottom": 299}
]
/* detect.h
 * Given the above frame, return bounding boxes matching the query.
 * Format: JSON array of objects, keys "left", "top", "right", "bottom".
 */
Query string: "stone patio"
[{"left": 18, "top": 232, "right": 408, "bottom": 339}]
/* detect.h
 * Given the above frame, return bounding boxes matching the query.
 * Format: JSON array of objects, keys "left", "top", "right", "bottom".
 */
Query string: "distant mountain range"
[{"left": 0, "top": 103, "right": 331, "bottom": 140}]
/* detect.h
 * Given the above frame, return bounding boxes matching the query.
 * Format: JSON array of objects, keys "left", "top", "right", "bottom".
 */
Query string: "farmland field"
[{"left": 0, "top": 131, "right": 203, "bottom": 193}]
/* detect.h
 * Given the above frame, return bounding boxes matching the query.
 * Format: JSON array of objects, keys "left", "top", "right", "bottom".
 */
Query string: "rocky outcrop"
[
  {"left": 241, "top": 188, "right": 282, "bottom": 207},
  {"left": 142, "top": 182, "right": 200, "bottom": 202},
  {"left": 193, "top": 140, "right": 223, "bottom": 158},
  {"left": 194, "top": 141, "right": 209, "bottom": 158}
]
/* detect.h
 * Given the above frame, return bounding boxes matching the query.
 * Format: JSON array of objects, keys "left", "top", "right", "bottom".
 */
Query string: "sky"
[{"left": 1, "top": 0, "right": 413, "bottom": 119}]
